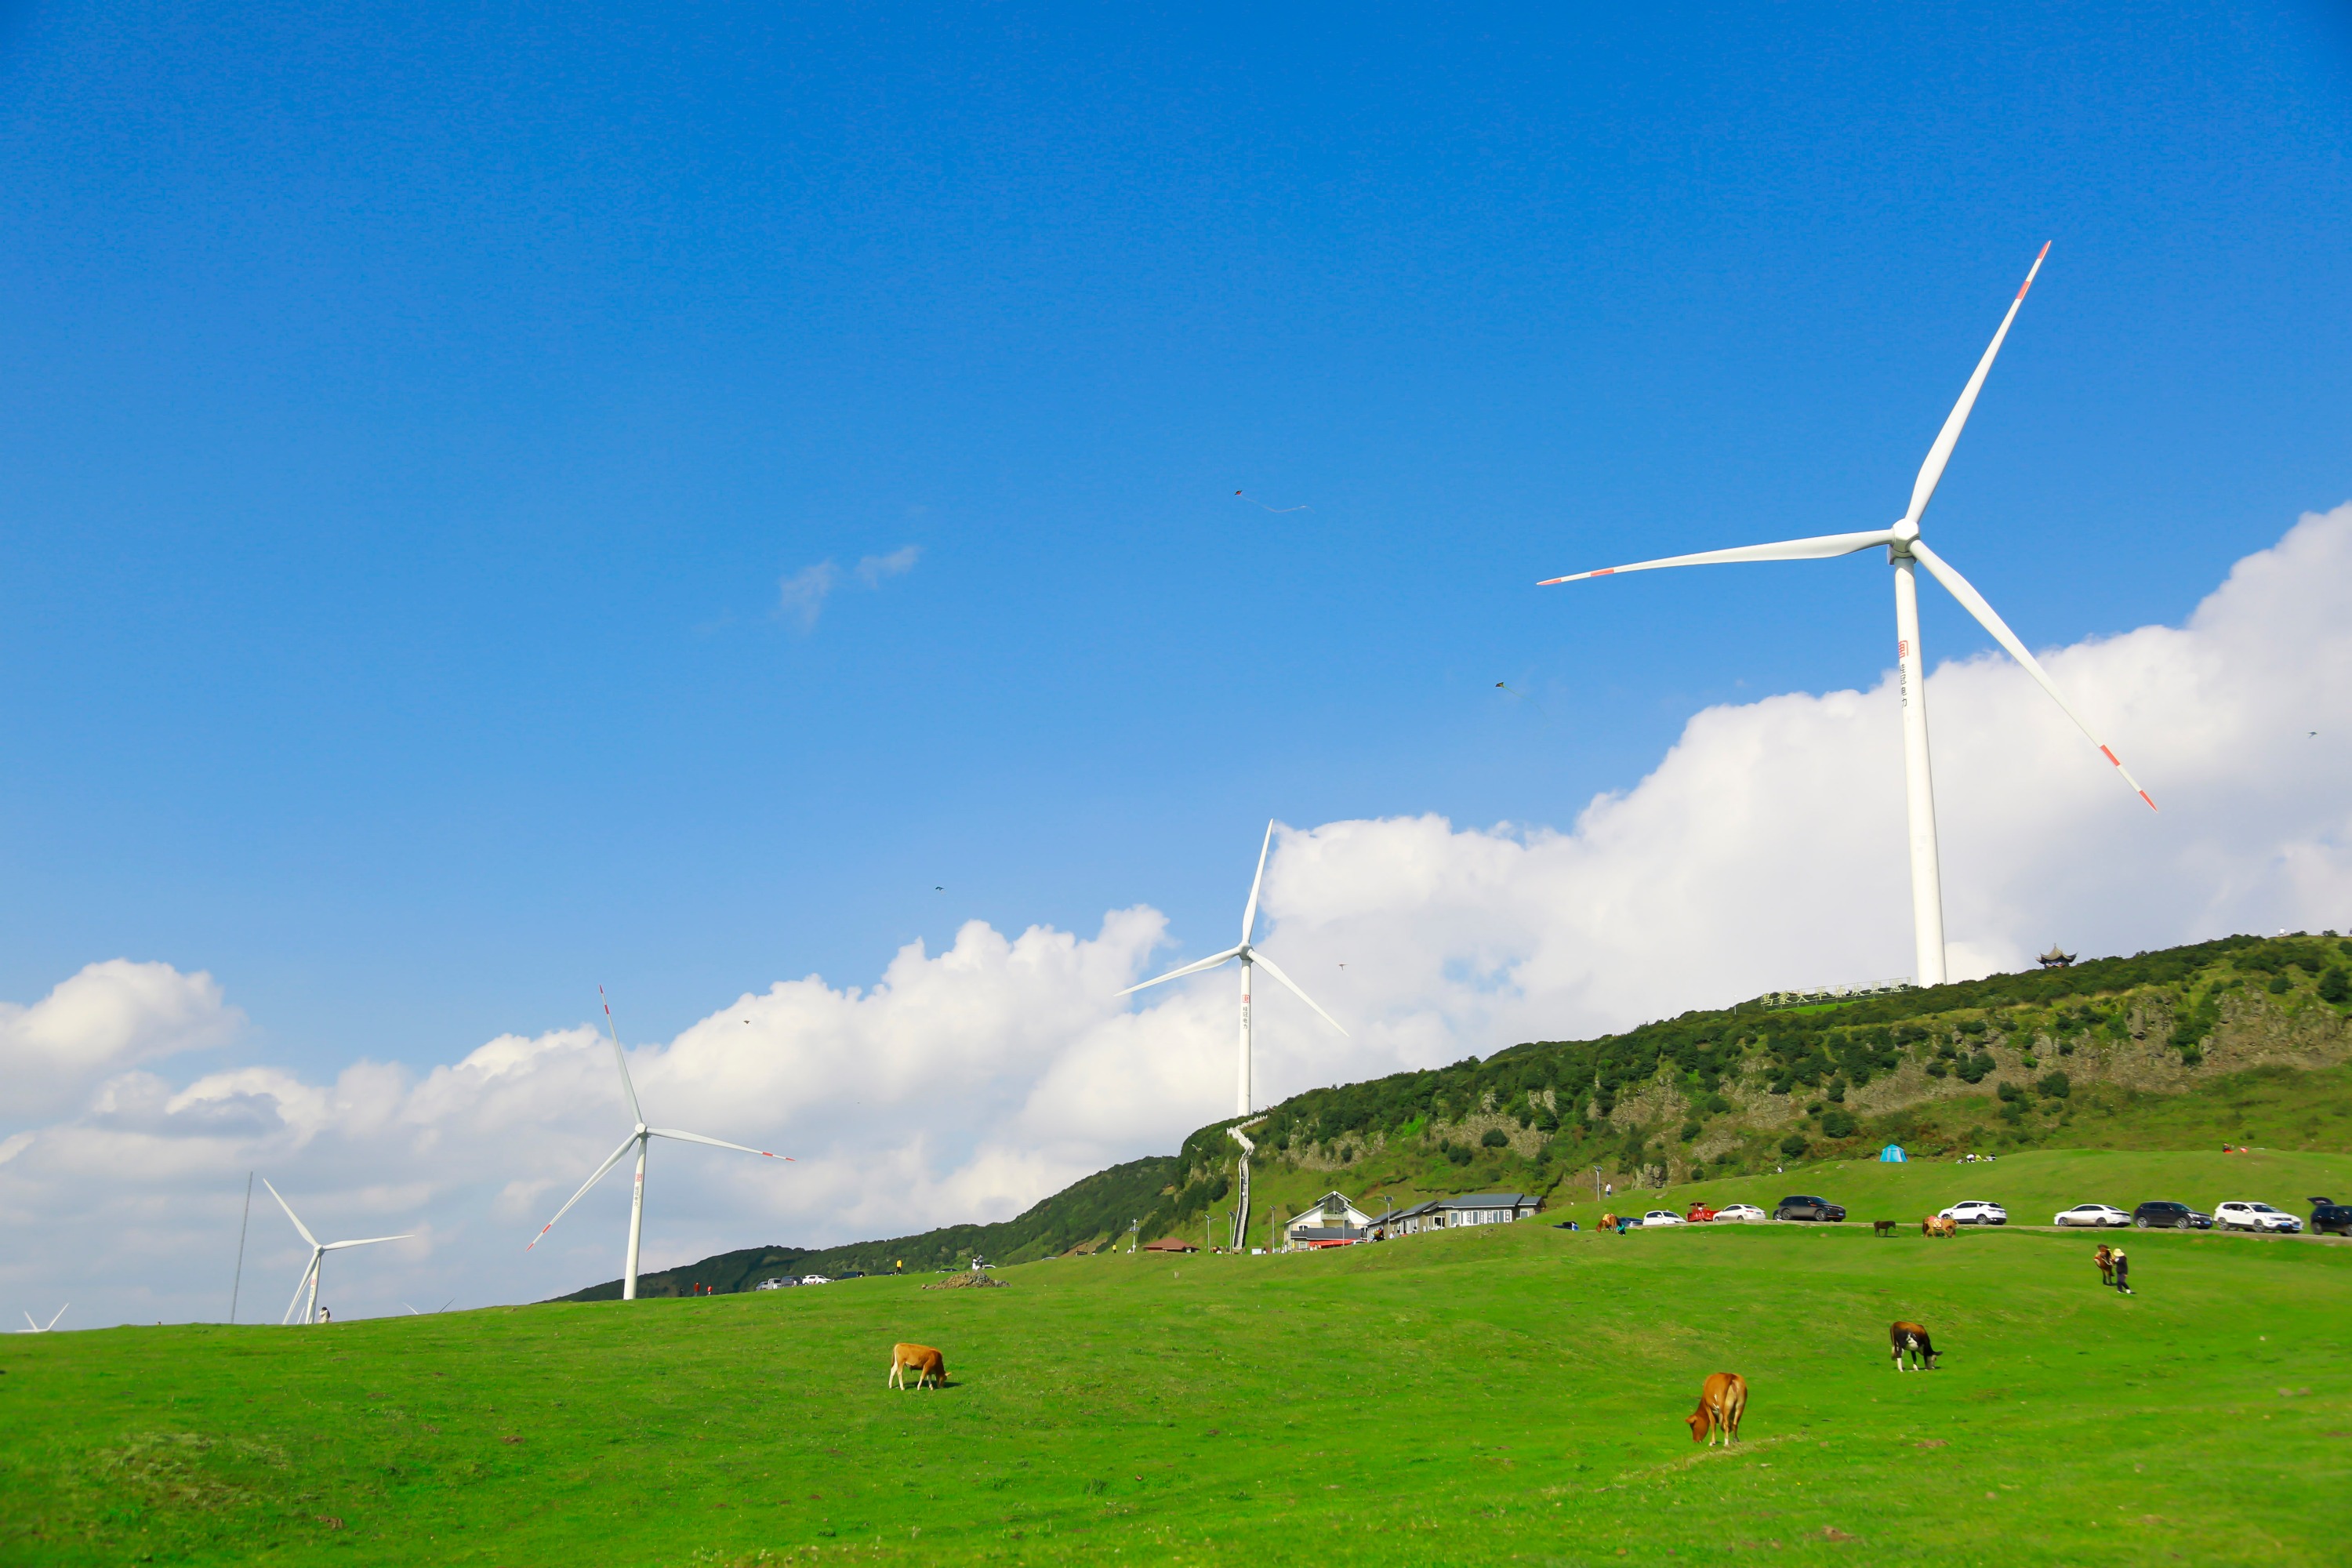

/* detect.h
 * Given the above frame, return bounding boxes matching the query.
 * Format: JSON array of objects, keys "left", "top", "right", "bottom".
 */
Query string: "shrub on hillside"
[
  {"left": 1443, "top": 1142, "right": 1473, "bottom": 1167},
  {"left": 1955, "top": 1051, "right": 1995, "bottom": 1084},
  {"left": 1819, "top": 1108, "right": 1857, "bottom": 1138},
  {"left": 1779, "top": 1132, "right": 1809, "bottom": 1158},
  {"left": 2321, "top": 967, "right": 2350, "bottom": 1004},
  {"left": 1480, "top": 1128, "right": 1509, "bottom": 1149},
  {"left": 2037, "top": 1071, "right": 2072, "bottom": 1098}
]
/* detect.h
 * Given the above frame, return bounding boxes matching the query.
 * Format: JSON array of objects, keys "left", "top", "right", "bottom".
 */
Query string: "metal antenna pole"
[{"left": 229, "top": 1171, "right": 253, "bottom": 1323}]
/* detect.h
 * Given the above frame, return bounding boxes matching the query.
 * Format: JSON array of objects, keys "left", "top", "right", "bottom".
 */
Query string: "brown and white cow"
[
  {"left": 1686, "top": 1372, "right": 1748, "bottom": 1446},
  {"left": 888, "top": 1342, "right": 947, "bottom": 1390},
  {"left": 1890, "top": 1320, "right": 1938, "bottom": 1371}
]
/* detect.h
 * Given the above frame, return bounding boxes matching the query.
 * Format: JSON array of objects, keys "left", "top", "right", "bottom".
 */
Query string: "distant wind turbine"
[
  {"left": 263, "top": 1180, "right": 413, "bottom": 1326},
  {"left": 20, "top": 1304, "right": 67, "bottom": 1333},
  {"left": 527, "top": 988, "right": 791, "bottom": 1301},
  {"left": 1119, "top": 822, "right": 1346, "bottom": 1247},
  {"left": 1539, "top": 245, "right": 2153, "bottom": 988}
]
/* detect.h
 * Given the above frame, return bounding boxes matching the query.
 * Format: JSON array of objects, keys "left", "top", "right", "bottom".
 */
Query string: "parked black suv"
[
  {"left": 1773, "top": 1195, "right": 1846, "bottom": 1222},
  {"left": 2132, "top": 1200, "right": 2211, "bottom": 1230},
  {"left": 2309, "top": 1197, "right": 2352, "bottom": 1237}
]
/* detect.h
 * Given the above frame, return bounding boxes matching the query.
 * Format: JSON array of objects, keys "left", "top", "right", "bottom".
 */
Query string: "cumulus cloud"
[
  {"left": 3, "top": 506, "right": 2348, "bottom": 1327},
  {"left": 0, "top": 960, "right": 242, "bottom": 1118}
]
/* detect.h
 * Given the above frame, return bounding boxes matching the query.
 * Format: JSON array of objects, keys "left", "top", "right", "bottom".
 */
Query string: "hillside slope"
[{"left": 571, "top": 932, "right": 2352, "bottom": 1294}]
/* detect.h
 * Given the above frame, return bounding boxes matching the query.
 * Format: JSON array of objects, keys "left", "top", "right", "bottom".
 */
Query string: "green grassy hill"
[
  {"left": 9, "top": 1159, "right": 2349, "bottom": 1566},
  {"left": 600, "top": 934, "right": 2352, "bottom": 1293}
]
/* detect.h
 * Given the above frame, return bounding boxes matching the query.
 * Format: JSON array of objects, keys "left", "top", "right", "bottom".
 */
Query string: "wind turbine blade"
[
  {"left": 1900, "top": 242, "right": 2051, "bottom": 532},
  {"left": 1539, "top": 530, "right": 1896, "bottom": 586},
  {"left": 1246, "top": 951, "right": 1348, "bottom": 1036},
  {"left": 403, "top": 1303, "right": 419, "bottom": 1315},
  {"left": 47, "top": 1305, "right": 64, "bottom": 1331},
  {"left": 261, "top": 1179, "right": 318, "bottom": 1249},
  {"left": 321, "top": 1234, "right": 416, "bottom": 1251},
  {"left": 22, "top": 1312, "right": 36, "bottom": 1332},
  {"left": 1240, "top": 821, "right": 1274, "bottom": 945},
  {"left": 1115, "top": 945, "right": 1245, "bottom": 997},
  {"left": 284, "top": 1252, "right": 321, "bottom": 1326},
  {"left": 648, "top": 1127, "right": 788, "bottom": 1159},
  {"left": 1908, "top": 539, "right": 2156, "bottom": 810},
  {"left": 600, "top": 986, "right": 645, "bottom": 1124},
  {"left": 526, "top": 1132, "right": 642, "bottom": 1250}
]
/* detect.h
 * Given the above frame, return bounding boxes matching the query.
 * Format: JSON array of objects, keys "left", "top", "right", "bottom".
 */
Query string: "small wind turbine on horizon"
[
  {"left": 20, "top": 1304, "right": 68, "bottom": 1333},
  {"left": 1119, "top": 822, "right": 1346, "bottom": 1248},
  {"left": 263, "top": 1180, "right": 413, "bottom": 1326},
  {"left": 526, "top": 988, "right": 790, "bottom": 1301},
  {"left": 1538, "top": 245, "right": 2154, "bottom": 989}
]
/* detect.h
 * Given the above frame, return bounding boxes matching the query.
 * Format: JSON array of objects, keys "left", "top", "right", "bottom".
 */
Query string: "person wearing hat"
[{"left": 2111, "top": 1247, "right": 2133, "bottom": 1296}]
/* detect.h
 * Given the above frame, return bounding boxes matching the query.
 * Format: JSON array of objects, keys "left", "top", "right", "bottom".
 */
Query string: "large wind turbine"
[
  {"left": 1540, "top": 245, "right": 2153, "bottom": 988},
  {"left": 263, "top": 1180, "right": 412, "bottom": 1326},
  {"left": 19, "top": 1305, "right": 67, "bottom": 1333},
  {"left": 526, "top": 989, "right": 790, "bottom": 1300},
  {"left": 1119, "top": 822, "right": 1345, "bottom": 1247}
]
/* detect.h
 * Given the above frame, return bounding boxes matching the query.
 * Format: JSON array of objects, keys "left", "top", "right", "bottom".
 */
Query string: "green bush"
[
  {"left": 2321, "top": 967, "right": 2350, "bottom": 1004},
  {"left": 1443, "top": 1142, "right": 1473, "bottom": 1167},
  {"left": 1678, "top": 1120, "right": 1701, "bottom": 1143},
  {"left": 1955, "top": 1051, "right": 1995, "bottom": 1084},
  {"left": 1819, "top": 1108, "right": 1858, "bottom": 1138},
  {"left": 1925, "top": 1059, "right": 1949, "bottom": 1078},
  {"left": 1958, "top": 1018, "right": 1987, "bottom": 1036},
  {"left": 1996, "top": 1080, "right": 2023, "bottom": 1102},
  {"left": 2037, "top": 1071, "right": 2072, "bottom": 1098},
  {"left": 2269, "top": 975, "right": 2293, "bottom": 995},
  {"left": 1779, "top": 1133, "right": 1809, "bottom": 1158},
  {"left": 1479, "top": 1128, "right": 1509, "bottom": 1149}
]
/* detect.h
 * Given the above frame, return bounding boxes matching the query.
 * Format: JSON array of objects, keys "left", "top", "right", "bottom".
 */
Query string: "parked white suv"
[
  {"left": 2053, "top": 1203, "right": 2132, "bottom": 1228},
  {"left": 1939, "top": 1200, "right": 2008, "bottom": 1226},
  {"left": 2214, "top": 1201, "right": 2303, "bottom": 1233}
]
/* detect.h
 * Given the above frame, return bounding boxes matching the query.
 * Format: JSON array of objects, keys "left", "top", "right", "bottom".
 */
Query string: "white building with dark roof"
[
  {"left": 1283, "top": 1190, "right": 1377, "bottom": 1248},
  {"left": 1378, "top": 1192, "right": 1541, "bottom": 1237}
]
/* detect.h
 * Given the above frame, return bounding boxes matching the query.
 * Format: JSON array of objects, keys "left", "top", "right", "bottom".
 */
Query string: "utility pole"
[{"left": 229, "top": 1171, "right": 253, "bottom": 1324}]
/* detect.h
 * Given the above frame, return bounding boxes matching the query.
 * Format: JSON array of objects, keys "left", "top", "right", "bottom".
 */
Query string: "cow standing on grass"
[
  {"left": 1890, "top": 1321, "right": 1939, "bottom": 1370},
  {"left": 1686, "top": 1373, "right": 1748, "bottom": 1446},
  {"left": 888, "top": 1343, "right": 946, "bottom": 1390}
]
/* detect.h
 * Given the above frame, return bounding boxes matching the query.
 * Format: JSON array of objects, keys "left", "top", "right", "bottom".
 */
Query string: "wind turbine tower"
[
  {"left": 528, "top": 989, "right": 791, "bottom": 1300},
  {"left": 1120, "top": 822, "right": 1346, "bottom": 1247},
  {"left": 1540, "top": 246, "right": 2153, "bottom": 987}
]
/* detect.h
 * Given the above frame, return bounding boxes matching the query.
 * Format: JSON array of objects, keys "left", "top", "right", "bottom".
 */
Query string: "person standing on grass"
[{"left": 2112, "top": 1247, "right": 2133, "bottom": 1295}]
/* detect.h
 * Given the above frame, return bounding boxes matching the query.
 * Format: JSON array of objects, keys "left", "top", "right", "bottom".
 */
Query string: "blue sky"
[{"left": 2, "top": 0, "right": 2348, "bottom": 1084}]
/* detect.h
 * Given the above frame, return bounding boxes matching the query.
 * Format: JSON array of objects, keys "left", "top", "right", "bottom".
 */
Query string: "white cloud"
[
  {"left": 3, "top": 505, "right": 2348, "bottom": 1327},
  {"left": 774, "top": 543, "right": 921, "bottom": 630},
  {"left": 774, "top": 560, "right": 840, "bottom": 630},
  {"left": 0, "top": 960, "right": 242, "bottom": 1118},
  {"left": 854, "top": 543, "right": 920, "bottom": 586}
]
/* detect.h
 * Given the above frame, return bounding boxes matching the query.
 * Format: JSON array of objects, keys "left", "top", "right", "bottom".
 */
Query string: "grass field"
[{"left": 5, "top": 1152, "right": 2348, "bottom": 1566}]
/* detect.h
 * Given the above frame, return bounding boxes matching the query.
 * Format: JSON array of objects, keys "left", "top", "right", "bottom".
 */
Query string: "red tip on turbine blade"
[
  {"left": 2140, "top": 790, "right": 2158, "bottom": 812},
  {"left": 2018, "top": 241, "right": 2052, "bottom": 299},
  {"left": 2100, "top": 746, "right": 2119, "bottom": 765},
  {"left": 1536, "top": 576, "right": 1568, "bottom": 586}
]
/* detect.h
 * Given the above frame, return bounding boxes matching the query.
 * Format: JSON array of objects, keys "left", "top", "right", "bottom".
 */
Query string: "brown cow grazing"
[
  {"left": 2093, "top": 1243, "right": 2115, "bottom": 1287},
  {"left": 1890, "top": 1320, "right": 1938, "bottom": 1371},
  {"left": 1686, "top": 1372, "right": 1748, "bottom": 1446},
  {"left": 887, "top": 1342, "right": 946, "bottom": 1391},
  {"left": 1921, "top": 1215, "right": 1957, "bottom": 1238}
]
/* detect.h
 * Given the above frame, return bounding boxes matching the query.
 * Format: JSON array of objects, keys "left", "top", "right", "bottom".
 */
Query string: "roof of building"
[
  {"left": 1428, "top": 1192, "right": 1539, "bottom": 1210},
  {"left": 1287, "top": 1225, "right": 1367, "bottom": 1241}
]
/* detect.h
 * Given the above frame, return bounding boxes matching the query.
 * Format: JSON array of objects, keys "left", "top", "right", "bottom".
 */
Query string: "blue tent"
[{"left": 1880, "top": 1144, "right": 1908, "bottom": 1163}]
